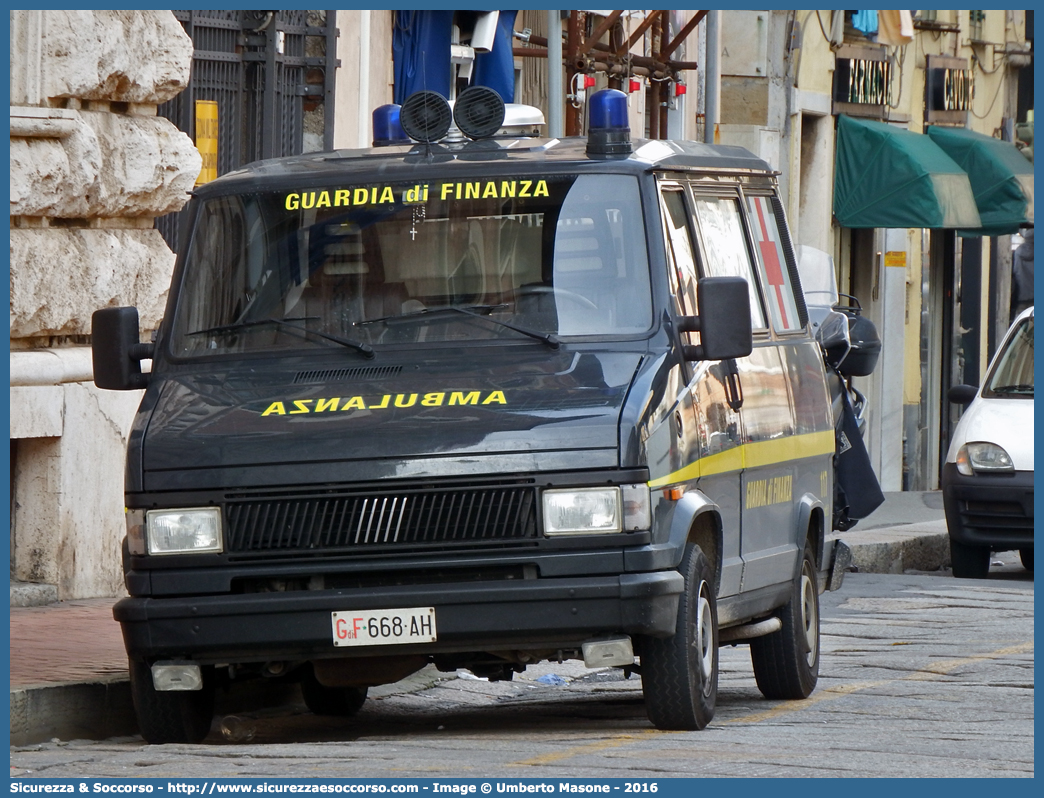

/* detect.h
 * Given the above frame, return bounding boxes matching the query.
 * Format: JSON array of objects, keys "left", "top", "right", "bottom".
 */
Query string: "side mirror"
[
  {"left": 91, "top": 307, "right": 153, "bottom": 390},
  {"left": 947, "top": 384, "right": 978, "bottom": 407},
  {"left": 679, "top": 276, "right": 753, "bottom": 361}
]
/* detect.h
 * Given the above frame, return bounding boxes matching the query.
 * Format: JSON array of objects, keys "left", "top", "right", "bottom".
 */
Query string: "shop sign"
[
  {"left": 925, "top": 55, "right": 971, "bottom": 125},
  {"left": 833, "top": 45, "right": 890, "bottom": 118}
]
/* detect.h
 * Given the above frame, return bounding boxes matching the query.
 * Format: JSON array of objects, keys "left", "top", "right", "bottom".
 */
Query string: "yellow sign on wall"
[
  {"left": 195, "top": 100, "right": 219, "bottom": 185},
  {"left": 884, "top": 251, "right": 907, "bottom": 269}
]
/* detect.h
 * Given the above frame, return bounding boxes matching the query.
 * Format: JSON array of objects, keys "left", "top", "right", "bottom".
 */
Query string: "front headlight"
[
  {"left": 146, "top": 507, "right": 224, "bottom": 555},
  {"left": 542, "top": 487, "right": 622, "bottom": 535},
  {"left": 955, "top": 442, "right": 1014, "bottom": 476}
]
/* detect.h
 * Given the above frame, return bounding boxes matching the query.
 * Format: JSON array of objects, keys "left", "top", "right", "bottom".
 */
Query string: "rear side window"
[
  {"left": 746, "top": 195, "right": 802, "bottom": 333},
  {"left": 690, "top": 196, "right": 767, "bottom": 330}
]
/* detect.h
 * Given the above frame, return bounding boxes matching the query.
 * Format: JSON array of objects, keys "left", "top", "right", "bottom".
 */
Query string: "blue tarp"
[
  {"left": 393, "top": 10, "right": 518, "bottom": 104},
  {"left": 393, "top": 10, "right": 453, "bottom": 103},
  {"left": 473, "top": 10, "right": 518, "bottom": 103}
]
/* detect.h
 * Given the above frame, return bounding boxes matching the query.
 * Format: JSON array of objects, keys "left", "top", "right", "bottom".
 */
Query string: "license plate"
[{"left": 331, "top": 607, "right": 437, "bottom": 647}]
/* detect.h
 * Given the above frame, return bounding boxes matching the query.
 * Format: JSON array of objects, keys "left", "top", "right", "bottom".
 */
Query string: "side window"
[
  {"left": 690, "top": 195, "right": 767, "bottom": 330},
  {"left": 746, "top": 195, "right": 802, "bottom": 333},
  {"left": 660, "top": 187, "right": 699, "bottom": 318}
]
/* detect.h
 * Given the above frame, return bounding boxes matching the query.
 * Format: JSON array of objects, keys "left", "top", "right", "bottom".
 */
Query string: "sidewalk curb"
[
  {"left": 836, "top": 520, "right": 950, "bottom": 575},
  {"left": 11, "top": 677, "right": 135, "bottom": 747},
  {"left": 10, "top": 667, "right": 451, "bottom": 747}
]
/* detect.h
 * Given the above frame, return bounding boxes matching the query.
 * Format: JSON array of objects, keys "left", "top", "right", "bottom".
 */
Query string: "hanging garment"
[{"left": 878, "top": 10, "right": 914, "bottom": 46}]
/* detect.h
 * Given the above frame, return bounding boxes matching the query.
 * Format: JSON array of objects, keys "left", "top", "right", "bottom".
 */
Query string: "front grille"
[
  {"left": 960, "top": 499, "right": 1034, "bottom": 533},
  {"left": 225, "top": 484, "right": 538, "bottom": 552}
]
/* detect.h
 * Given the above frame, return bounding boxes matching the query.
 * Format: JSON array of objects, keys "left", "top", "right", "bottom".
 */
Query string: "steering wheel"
[{"left": 514, "top": 285, "right": 599, "bottom": 311}]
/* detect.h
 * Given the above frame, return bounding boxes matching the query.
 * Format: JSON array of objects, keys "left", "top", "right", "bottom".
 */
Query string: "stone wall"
[{"left": 9, "top": 10, "right": 201, "bottom": 600}]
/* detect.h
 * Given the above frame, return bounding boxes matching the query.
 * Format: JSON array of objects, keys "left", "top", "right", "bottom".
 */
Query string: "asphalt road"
[{"left": 11, "top": 554, "right": 1033, "bottom": 779}]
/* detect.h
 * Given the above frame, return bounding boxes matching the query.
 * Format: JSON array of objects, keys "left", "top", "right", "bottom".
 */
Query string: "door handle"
[{"left": 724, "top": 358, "right": 744, "bottom": 411}]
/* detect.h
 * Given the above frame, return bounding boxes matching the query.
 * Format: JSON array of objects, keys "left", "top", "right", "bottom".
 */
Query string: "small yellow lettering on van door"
[
  {"left": 300, "top": 192, "right": 316, "bottom": 210},
  {"left": 501, "top": 181, "right": 516, "bottom": 198},
  {"left": 533, "top": 180, "right": 549, "bottom": 197},
  {"left": 404, "top": 185, "right": 422, "bottom": 203},
  {"left": 394, "top": 393, "right": 418, "bottom": 408},
  {"left": 315, "top": 397, "right": 340, "bottom": 412},
  {"left": 421, "top": 393, "right": 445, "bottom": 406},
  {"left": 341, "top": 396, "right": 366, "bottom": 411},
  {"left": 518, "top": 180, "right": 533, "bottom": 197},
  {"left": 290, "top": 400, "right": 314, "bottom": 414},
  {"left": 285, "top": 194, "right": 300, "bottom": 211},
  {"left": 261, "top": 401, "right": 286, "bottom": 416},
  {"left": 315, "top": 191, "right": 331, "bottom": 208},
  {"left": 441, "top": 183, "right": 455, "bottom": 200},
  {"left": 369, "top": 395, "right": 391, "bottom": 409},
  {"left": 354, "top": 188, "right": 369, "bottom": 205},
  {"left": 379, "top": 186, "right": 394, "bottom": 203},
  {"left": 334, "top": 189, "right": 350, "bottom": 206},
  {"left": 482, "top": 391, "right": 507, "bottom": 405},
  {"left": 482, "top": 182, "right": 499, "bottom": 198}
]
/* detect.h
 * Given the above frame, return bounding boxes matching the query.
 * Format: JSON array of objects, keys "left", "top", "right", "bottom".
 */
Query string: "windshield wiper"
[
  {"left": 990, "top": 383, "right": 1034, "bottom": 395},
  {"left": 189, "top": 317, "right": 375, "bottom": 359},
  {"left": 357, "top": 304, "right": 561, "bottom": 349}
]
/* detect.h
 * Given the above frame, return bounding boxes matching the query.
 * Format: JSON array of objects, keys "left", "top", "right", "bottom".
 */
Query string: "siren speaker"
[
  {"left": 453, "top": 86, "right": 506, "bottom": 140},
  {"left": 400, "top": 91, "right": 452, "bottom": 143}
]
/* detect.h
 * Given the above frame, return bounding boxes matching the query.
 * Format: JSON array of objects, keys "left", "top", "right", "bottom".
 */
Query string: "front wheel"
[
  {"left": 1019, "top": 548, "right": 1033, "bottom": 572},
  {"left": 950, "top": 538, "right": 990, "bottom": 579},
  {"left": 750, "top": 541, "right": 820, "bottom": 700},
  {"left": 129, "top": 659, "right": 215, "bottom": 744},
  {"left": 641, "top": 543, "right": 718, "bottom": 730}
]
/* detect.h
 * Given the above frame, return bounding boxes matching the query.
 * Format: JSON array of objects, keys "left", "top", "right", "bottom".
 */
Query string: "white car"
[{"left": 942, "top": 306, "right": 1034, "bottom": 578}]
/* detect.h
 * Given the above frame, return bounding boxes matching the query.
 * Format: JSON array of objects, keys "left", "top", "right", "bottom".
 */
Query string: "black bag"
[{"left": 833, "top": 388, "right": 884, "bottom": 529}]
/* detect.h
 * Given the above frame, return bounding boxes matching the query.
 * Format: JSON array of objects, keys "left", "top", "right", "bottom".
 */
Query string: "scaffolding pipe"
[
  {"left": 704, "top": 9, "right": 720, "bottom": 144},
  {"left": 547, "top": 10, "right": 564, "bottom": 138}
]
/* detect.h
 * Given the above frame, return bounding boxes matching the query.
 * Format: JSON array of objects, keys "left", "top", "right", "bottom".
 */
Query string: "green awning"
[
  {"left": 834, "top": 115, "right": 981, "bottom": 230},
  {"left": 926, "top": 125, "right": 1034, "bottom": 236}
]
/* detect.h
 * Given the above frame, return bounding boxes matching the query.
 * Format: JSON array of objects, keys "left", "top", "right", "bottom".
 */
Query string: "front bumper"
[
  {"left": 941, "top": 464, "right": 1034, "bottom": 550},
  {"left": 113, "top": 571, "right": 683, "bottom": 663}
]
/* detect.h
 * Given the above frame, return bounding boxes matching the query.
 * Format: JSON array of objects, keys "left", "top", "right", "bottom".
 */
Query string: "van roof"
[{"left": 200, "top": 136, "right": 775, "bottom": 195}]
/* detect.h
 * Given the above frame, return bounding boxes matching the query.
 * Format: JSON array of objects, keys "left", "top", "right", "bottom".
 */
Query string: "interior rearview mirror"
[{"left": 679, "top": 276, "right": 754, "bottom": 361}]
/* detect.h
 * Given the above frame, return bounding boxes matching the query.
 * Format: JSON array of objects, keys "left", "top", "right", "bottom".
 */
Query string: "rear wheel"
[
  {"left": 641, "top": 543, "right": 718, "bottom": 731},
  {"left": 750, "top": 541, "right": 820, "bottom": 700},
  {"left": 129, "top": 659, "right": 214, "bottom": 744},
  {"left": 950, "top": 538, "right": 990, "bottom": 579},
  {"left": 1019, "top": 548, "right": 1033, "bottom": 572},
  {"left": 300, "top": 665, "right": 368, "bottom": 717}
]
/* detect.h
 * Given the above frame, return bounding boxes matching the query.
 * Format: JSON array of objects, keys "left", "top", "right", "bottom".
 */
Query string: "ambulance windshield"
[{"left": 171, "top": 173, "right": 652, "bottom": 356}]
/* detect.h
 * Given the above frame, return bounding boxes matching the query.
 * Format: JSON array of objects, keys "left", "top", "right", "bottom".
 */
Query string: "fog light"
[
  {"left": 582, "top": 636, "right": 634, "bottom": 667},
  {"left": 151, "top": 662, "right": 203, "bottom": 692}
]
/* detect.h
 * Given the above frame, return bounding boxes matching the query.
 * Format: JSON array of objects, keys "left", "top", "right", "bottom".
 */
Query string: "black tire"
[
  {"left": 950, "top": 538, "right": 990, "bottom": 579},
  {"left": 129, "top": 659, "right": 214, "bottom": 744},
  {"left": 300, "top": 665, "right": 368, "bottom": 717},
  {"left": 1019, "top": 548, "right": 1033, "bottom": 572},
  {"left": 750, "top": 541, "right": 820, "bottom": 700},
  {"left": 641, "top": 544, "right": 718, "bottom": 731}
]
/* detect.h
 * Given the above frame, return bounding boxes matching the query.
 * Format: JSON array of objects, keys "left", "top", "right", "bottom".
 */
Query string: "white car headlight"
[
  {"left": 543, "top": 487, "right": 622, "bottom": 535},
  {"left": 955, "top": 442, "right": 1015, "bottom": 476},
  {"left": 146, "top": 507, "right": 224, "bottom": 555}
]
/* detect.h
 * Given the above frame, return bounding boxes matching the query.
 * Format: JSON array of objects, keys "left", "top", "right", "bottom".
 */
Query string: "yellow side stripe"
[{"left": 648, "top": 429, "right": 834, "bottom": 488}]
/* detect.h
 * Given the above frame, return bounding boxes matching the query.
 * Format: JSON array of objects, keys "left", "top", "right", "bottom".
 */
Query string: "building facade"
[{"left": 9, "top": 10, "right": 201, "bottom": 600}]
